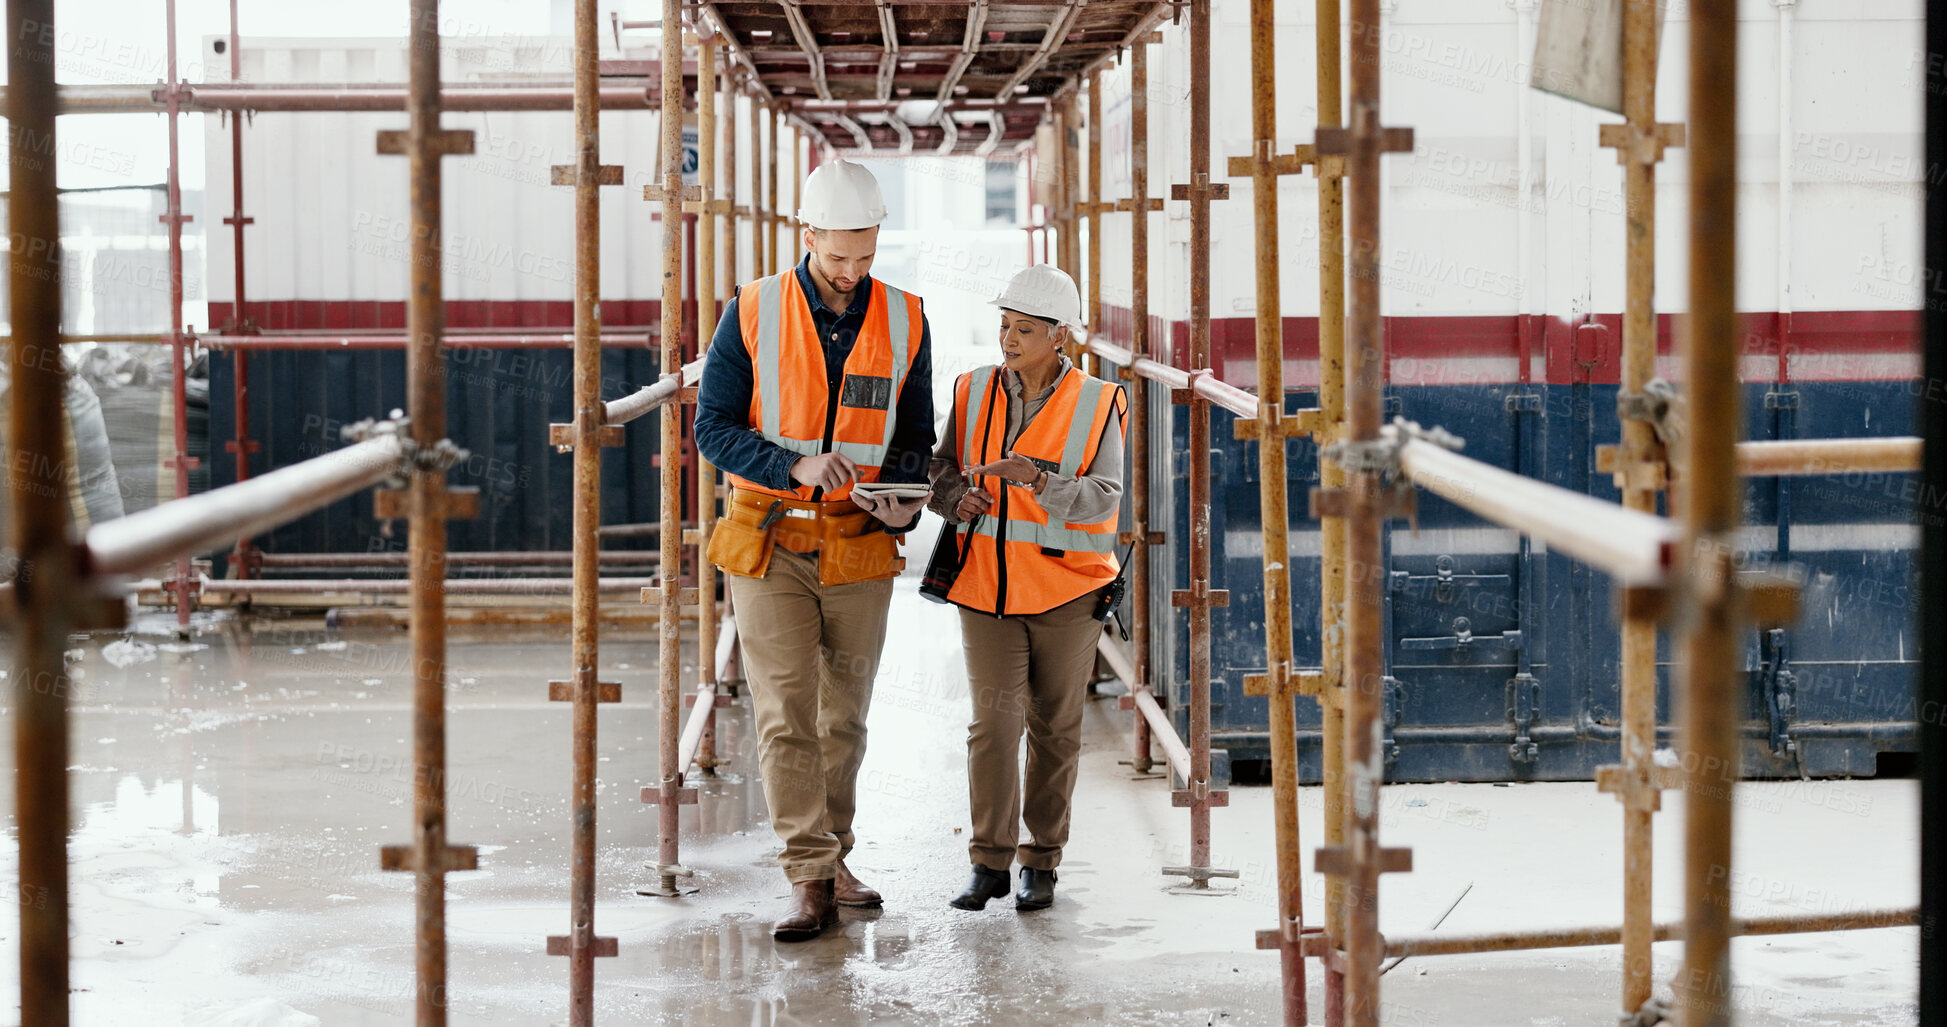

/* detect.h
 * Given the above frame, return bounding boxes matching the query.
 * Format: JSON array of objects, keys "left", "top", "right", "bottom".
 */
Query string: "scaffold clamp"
[
  {"left": 1234, "top": 404, "right": 1325, "bottom": 441},
  {"left": 545, "top": 934, "right": 619, "bottom": 958},
  {"left": 550, "top": 164, "right": 625, "bottom": 186},
  {"left": 1598, "top": 120, "right": 1686, "bottom": 166},
  {"left": 1616, "top": 378, "right": 1686, "bottom": 447},
  {"left": 548, "top": 679, "right": 622, "bottom": 703}
]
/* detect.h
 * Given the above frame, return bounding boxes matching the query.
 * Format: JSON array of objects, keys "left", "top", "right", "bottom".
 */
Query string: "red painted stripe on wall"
[{"left": 211, "top": 301, "right": 1919, "bottom": 385}]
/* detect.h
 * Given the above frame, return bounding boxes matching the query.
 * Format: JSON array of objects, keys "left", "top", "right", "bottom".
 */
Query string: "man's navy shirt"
[{"left": 694, "top": 255, "right": 936, "bottom": 498}]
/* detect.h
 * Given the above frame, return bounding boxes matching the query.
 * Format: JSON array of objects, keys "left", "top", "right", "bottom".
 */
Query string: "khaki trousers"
[
  {"left": 959, "top": 589, "right": 1103, "bottom": 872},
  {"left": 728, "top": 547, "right": 895, "bottom": 884}
]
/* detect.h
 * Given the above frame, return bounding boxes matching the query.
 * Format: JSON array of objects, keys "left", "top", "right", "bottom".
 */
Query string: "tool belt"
[{"left": 706, "top": 487, "right": 905, "bottom": 586}]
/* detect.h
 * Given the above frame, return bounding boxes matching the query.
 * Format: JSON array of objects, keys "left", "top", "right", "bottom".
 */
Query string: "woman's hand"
[
  {"left": 965, "top": 451, "right": 1044, "bottom": 486},
  {"left": 955, "top": 486, "right": 993, "bottom": 522}
]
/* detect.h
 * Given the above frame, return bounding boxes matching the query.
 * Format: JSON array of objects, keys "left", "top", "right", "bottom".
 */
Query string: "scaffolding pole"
[
  {"left": 640, "top": 0, "right": 701, "bottom": 900},
  {"left": 375, "top": 2, "right": 478, "bottom": 1023},
  {"left": 1321, "top": 0, "right": 1418, "bottom": 1022},
  {"left": 1312, "top": 0, "right": 1349, "bottom": 1017},
  {"left": 1118, "top": 33, "right": 1161, "bottom": 777},
  {"left": 1084, "top": 71, "right": 1103, "bottom": 379},
  {"left": 163, "top": 0, "right": 197, "bottom": 627},
  {"left": 1595, "top": 0, "right": 1683, "bottom": 1015},
  {"left": 691, "top": 32, "right": 727, "bottom": 773},
  {"left": 547, "top": 0, "right": 623, "bottom": 1017},
  {"left": 1230, "top": 0, "right": 1317, "bottom": 1013},
  {"left": 1162, "top": 0, "right": 1238, "bottom": 892},
  {"left": 7, "top": 0, "right": 74, "bottom": 1021},
  {"left": 1677, "top": 1, "right": 1743, "bottom": 1022},
  {"left": 222, "top": 0, "right": 261, "bottom": 580}
]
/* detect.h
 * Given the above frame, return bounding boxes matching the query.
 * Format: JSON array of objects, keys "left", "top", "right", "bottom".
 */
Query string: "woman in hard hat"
[{"left": 927, "top": 263, "right": 1126, "bottom": 912}]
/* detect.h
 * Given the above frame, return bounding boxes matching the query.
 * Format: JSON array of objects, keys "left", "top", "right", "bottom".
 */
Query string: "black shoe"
[
  {"left": 1016, "top": 867, "right": 1056, "bottom": 910},
  {"left": 948, "top": 865, "right": 1012, "bottom": 910}
]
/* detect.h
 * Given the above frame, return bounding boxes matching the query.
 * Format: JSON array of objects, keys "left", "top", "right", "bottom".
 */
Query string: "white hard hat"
[
  {"left": 993, "top": 264, "right": 1084, "bottom": 329},
  {"left": 797, "top": 158, "right": 888, "bottom": 230}
]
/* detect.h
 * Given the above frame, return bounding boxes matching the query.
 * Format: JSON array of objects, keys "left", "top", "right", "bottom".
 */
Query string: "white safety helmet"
[
  {"left": 796, "top": 158, "right": 888, "bottom": 230},
  {"left": 993, "top": 264, "right": 1084, "bottom": 330}
]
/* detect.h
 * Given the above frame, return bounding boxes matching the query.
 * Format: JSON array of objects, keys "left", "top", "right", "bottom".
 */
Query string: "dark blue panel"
[
  {"left": 1167, "top": 378, "right": 1916, "bottom": 783},
  {"left": 208, "top": 349, "right": 671, "bottom": 566}
]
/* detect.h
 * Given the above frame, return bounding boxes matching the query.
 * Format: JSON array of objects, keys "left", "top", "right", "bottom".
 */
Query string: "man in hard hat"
[{"left": 694, "top": 157, "right": 934, "bottom": 941}]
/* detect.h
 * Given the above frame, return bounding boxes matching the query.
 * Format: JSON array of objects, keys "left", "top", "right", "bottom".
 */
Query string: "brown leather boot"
[
  {"left": 772, "top": 879, "right": 839, "bottom": 942},
  {"left": 833, "top": 860, "right": 883, "bottom": 908}
]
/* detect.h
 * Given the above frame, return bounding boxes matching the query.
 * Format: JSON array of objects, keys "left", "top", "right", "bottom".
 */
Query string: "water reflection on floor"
[{"left": 0, "top": 583, "right": 1923, "bottom": 1026}]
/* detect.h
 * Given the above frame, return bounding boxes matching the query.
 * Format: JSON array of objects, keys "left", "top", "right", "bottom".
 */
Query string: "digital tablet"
[{"left": 849, "top": 482, "right": 932, "bottom": 500}]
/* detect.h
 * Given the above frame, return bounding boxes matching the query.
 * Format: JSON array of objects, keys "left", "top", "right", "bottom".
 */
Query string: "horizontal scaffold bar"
[
  {"left": 85, "top": 432, "right": 409, "bottom": 578},
  {"left": 186, "top": 576, "right": 662, "bottom": 596},
  {"left": 1095, "top": 629, "right": 1193, "bottom": 783},
  {"left": 1396, "top": 429, "right": 1679, "bottom": 586},
  {"left": 1736, "top": 436, "right": 1921, "bottom": 477},
  {"left": 606, "top": 356, "right": 706, "bottom": 427}
]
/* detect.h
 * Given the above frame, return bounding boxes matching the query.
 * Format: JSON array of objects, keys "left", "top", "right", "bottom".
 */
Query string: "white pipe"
[
  {"left": 1513, "top": 0, "right": 1537, "bottom": 363},
  {"left": 1777, "top": 0, "right": 1796, "bottom": 326}
]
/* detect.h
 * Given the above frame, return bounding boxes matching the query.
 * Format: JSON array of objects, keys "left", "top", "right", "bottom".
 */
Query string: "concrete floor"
[{"left": 0, "top": 569, "right": 1921, "bottom": 1026}]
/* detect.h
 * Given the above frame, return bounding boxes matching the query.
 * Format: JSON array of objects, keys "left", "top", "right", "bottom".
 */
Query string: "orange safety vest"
[
  {"left": 724, "top": 269, "right": 924, "bottom": 503},
  {"left": 946, "top": 364, "right": 1127, "bottom": 616}
]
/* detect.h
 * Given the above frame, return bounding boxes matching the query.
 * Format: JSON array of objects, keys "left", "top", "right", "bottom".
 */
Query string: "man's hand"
[
  {"left": 791, "top": 452, "right": 860, "bottom": 492},
  {"left": 954, "top": 486, "right": 993, "bottom": 522},
  {"left": 850, "top": 488, "right": 933, "bottom": 528},
  {"left": 965, "top": 451, "right": 1043, "bottom": 486}
]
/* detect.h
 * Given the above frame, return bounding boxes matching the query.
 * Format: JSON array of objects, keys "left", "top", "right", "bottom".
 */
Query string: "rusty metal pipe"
[
  {"left": 1184, "top": 0, "right": 1219, "bottom": 885},
  {"left": 1678, "top": 1, "right": 1744, "bottom": 1023},
  {"left": 196, "top": 576, "right": 662, "bottom": 595},
  {"left": 1085, "top": 72, "right": 1103, "bottom": 379},
  {"left": 255, "top": 551, "right": 659, "bottom": 567},
  {"left": 562, "top": 0, "right": 610, "bottom": 1017},
  {"left": 694, "top": 33, "right": 724, "bottom": 771},
  {"left": 1343, "top": 0, "right": 1390, "bottom": 1020},
  {"left": 1246, "top": 0, "right": 1304, "bottom": 1013},
  {"left": 8, "top": 0, "right": 72, "bottom": 1020},
  {"left": 401, "top": 0, "right": 457, "bottom": 1020},
  {"left": 1616, "top": 0, "right": 1665, "bottom": 1012},
  {"left": 164, "top": 2, "right": 192, "bottom": 627},
  {"left": 83, "top": 435, "right": 408, "bottom": 578},
  {"left": 655, "top": 0, "right": 688, "bottom": 891},
  {"left": 1127, "top": 37, "right": 1155, "bottom": 774},
  {"left": 178, "top": 84, "right": 660, "bottom": 111},
  {"left": 225, "top": 0, "right": 256, "bottom": 573},
  {"left": 1736, "top": 437, "right": 1921, "bottom": 476},
  {"left": 1314, "top": 0, "right": 1348, "bottom": 1017},
  {"left": 200, "top": 332, "right": 655, "bottom": 351}
]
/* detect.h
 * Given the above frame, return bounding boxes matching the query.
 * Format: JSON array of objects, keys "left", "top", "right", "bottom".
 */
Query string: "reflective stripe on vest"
[{"left": 730, "top": 270, "right": 923, "bottom": 500}]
